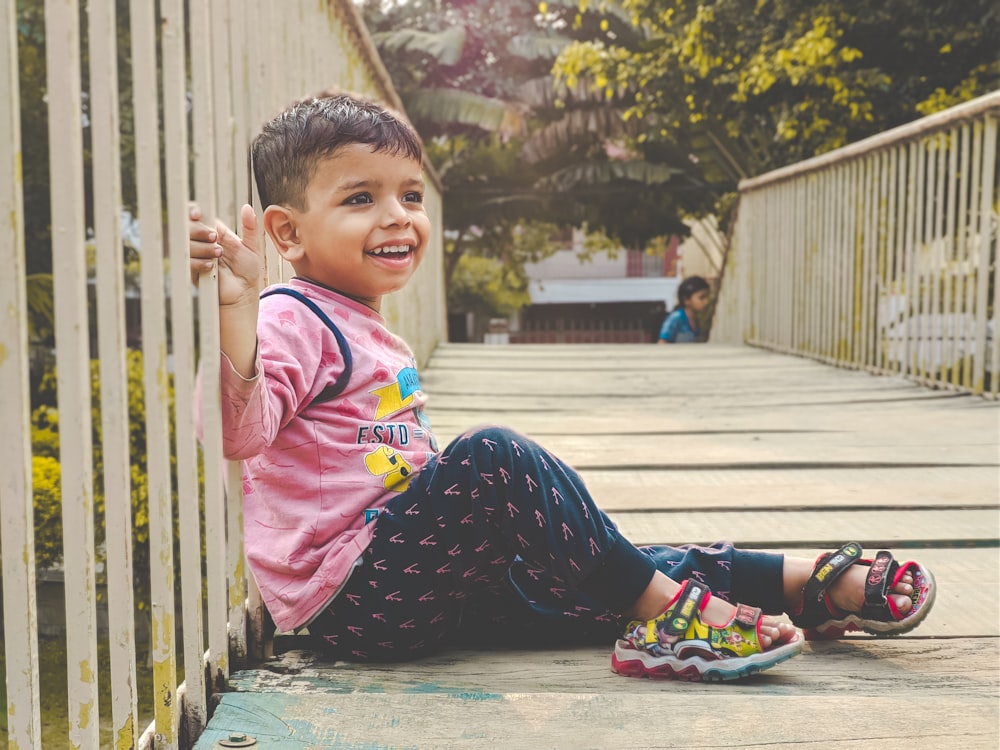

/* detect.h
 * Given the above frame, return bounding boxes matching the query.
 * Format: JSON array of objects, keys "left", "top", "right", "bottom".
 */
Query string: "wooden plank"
[
  {"left": 463, "top": 433, "right": 1000, "bottom": 468},
  {"left": 607, "top": 509, "right": 999, "bottom": 547},
  {"left": 195, "top": 639, "right": 999, "bottom": 749},
  {"left": 576, "top": 466, "right": 1000, "bottom": 510},
  {"left": 227, "top": 638, "right": 999, "bottom": 697}
]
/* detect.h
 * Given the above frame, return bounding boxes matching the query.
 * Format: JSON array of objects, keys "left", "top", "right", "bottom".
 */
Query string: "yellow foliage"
[{"left": 915, "top": 61, "right": 1000, "bottom": 115}]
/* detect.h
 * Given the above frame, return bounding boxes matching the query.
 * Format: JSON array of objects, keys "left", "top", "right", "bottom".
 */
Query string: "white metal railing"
[
  {"left": 714, "top": 92, "right": 1000, "bottom": 398},
  {"left": 0, "top": 0, "right": 444, "bottom": 748}
]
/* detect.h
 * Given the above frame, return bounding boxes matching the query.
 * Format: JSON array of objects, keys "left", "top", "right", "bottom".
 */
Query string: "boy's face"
[{"left": 278, "top": 144, "right": 430, "bottom": 311}]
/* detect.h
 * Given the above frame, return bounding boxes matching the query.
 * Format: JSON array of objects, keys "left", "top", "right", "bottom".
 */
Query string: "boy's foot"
[
  {"left": 612, "top": 579, "right": 803, "bottom": 682},
  {"left": 791, "top": 542, "right": 936, "bottom": 639}
]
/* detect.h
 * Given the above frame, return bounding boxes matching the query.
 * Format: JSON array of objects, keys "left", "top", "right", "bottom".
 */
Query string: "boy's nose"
[{"left": 382, "top": 200, "right": 412, "bottom": 227}]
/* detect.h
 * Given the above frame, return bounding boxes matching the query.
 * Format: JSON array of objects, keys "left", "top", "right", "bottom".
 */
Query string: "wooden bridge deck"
[{"left": 195, "top": 344, "right": 1000, "bottom": 749}]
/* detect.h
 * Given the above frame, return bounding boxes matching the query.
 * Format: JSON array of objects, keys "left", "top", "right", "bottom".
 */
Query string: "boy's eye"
[
  {"left": 344, "top": 192, "right": 373, "bottom": 205},
  {"left": 403, "top": 191, "right": 424, "bottom": 204}
]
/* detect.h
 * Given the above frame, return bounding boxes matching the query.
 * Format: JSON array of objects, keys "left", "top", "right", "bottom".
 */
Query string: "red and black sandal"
[{"left": 791, "top": 542, "right": 936, "bottom": 639}]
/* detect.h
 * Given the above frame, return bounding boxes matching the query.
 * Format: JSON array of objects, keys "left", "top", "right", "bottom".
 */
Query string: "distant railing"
[
  {"left": 713, "top": 92, "right": 1000, "bottom": 398},
  {"left": 0, "top": 1, "right": 443, "bottom": 748}
]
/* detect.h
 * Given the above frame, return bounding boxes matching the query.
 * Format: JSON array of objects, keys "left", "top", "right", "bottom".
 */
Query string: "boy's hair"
[
  {"left": 676, "top": 275, "right": 710, "bottom": 306},
  {"left": 251, "top": 92, "right": 423, "bottom": 210}
]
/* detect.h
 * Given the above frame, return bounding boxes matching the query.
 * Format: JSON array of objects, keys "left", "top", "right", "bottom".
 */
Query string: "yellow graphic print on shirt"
[
  {"left": 370, "top": 366, "right": 421, "bottom": 420},
  {"left": 364, "top": 445, "right": 413, "bottom": 492}
]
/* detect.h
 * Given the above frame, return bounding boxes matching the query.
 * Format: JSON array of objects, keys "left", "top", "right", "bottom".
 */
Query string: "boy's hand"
[{"left": 189, "top": 202, "right": 265, "bottom": 306}]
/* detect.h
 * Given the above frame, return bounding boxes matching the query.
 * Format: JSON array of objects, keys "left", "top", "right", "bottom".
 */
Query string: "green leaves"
[
  {"left": 556, "top": 0, "right": 1000, "bottom": 184},
  {"left": 535, "top": 160, "right": 683, "bottom": 191},
  {"left": 372, "top": 26, "right": 467, "bottom": 66},
  {"left": 404, "top": 89, "right": 527, "bottom": 137}
]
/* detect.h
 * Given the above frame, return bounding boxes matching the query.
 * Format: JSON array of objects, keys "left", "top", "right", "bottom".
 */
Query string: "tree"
[
  {"left": 359, "top": 0, "right": 707, "bottom": 322},
  {"left": 554, "top": 0, "right": 1000, "bottom": 193},
  {"left": 17, "top": 0, "right": 138, "bottom": 277}
]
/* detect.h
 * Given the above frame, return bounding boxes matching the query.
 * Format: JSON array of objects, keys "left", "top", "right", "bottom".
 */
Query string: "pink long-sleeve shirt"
[{"left": 216, "top": 279, "right": 437, "bottom": 631}]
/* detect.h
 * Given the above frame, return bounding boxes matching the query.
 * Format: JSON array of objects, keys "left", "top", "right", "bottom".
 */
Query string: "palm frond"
[
  {"left": 403, "top": 89, "right": 526, "bottom": 136},
  {"left": 507, "top": 33, "right": 570, "bottom": 61},
  {"left": 521, "top": 107, "right": 639, "bottom": 163},
  {"left": 535, "top": 161, "right": 683, "bottom": 191},
  {"left": 371, "top": 26, "right": 466, "bottom": 66}
]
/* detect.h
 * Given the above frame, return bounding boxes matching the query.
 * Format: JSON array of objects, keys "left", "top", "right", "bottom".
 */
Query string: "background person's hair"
[
  {"left": 251, "top": 92, "right": 423, "bottom": 210},
  {"left": 675, "top": 275, "right": 710, "bottom": 309}
]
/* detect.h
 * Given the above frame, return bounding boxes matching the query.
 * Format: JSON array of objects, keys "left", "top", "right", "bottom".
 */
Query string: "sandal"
[
  {"left": 791, "top": 542, "right": 936, "bottom": 639},
  {"left": 612, "top": 579, "right": 803, "bottom": 682}
]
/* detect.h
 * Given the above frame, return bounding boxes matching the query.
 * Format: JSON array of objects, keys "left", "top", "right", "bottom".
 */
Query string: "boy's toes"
[
  {"left": 758, "top": 619, "right": 799, "bottom": 649},
  {"left": 890, "top": 592, "right": 914, "bottom": 615}
]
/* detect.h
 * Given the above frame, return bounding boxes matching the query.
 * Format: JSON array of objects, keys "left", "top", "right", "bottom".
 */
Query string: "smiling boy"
[{"left": 189, "top": 92, "right": 933, "bottom": 681}]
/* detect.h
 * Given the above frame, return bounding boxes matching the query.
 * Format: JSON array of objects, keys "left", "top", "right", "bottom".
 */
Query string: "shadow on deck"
[{"left": 196, "top": 344, "right": 1000, "bottom": 749}]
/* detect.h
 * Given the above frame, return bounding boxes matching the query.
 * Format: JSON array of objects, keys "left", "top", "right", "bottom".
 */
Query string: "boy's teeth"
[{"left": 372, "top": 245, "right": 408, "bottom": 255}]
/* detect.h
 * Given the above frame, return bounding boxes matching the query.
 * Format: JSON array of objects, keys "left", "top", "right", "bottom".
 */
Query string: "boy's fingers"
[
  {"left": 189, "top": 218, "right": 217, "bottom": 244},
  {"left": 215, "top": 219, "right": 251, "bottom": 250},
  {"left": 188, "top": 201, "right": 202, "bottom": 221},
  {"left": 190, "top": 238, "right": 222, "bottom": 260},
  {"left": 239, "top": 203, "right": 261, "bottom": 254},
  {"left": 189, "top": 258, "right": 216, "bottom": 283}
]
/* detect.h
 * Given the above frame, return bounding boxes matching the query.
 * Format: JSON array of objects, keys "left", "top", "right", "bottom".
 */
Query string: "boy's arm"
[{"left": 190, "top": 203, "right": 265, "bottom": 377}]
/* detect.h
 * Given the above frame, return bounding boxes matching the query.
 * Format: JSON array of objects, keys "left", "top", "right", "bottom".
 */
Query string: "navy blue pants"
[{"left": 309, "top": 426, "right": 785, "bottom": 661}]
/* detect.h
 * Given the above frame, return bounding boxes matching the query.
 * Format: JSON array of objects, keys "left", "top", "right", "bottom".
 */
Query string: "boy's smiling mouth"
[{"left": 369, "top": 244, "right": 412, "bottom": 256}]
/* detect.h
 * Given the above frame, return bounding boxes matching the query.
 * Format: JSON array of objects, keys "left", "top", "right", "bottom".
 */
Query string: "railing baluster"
[
  {"left": 956, "top": 123, "right": 973, "bottom": 388},
  {"left": 130, "top": 0, "right": 180, "bottom": 744},
  {"left": 88, "top": 0, "right": 140, "bottom": 745},
  {"left": 964, "top": 121, "right": 983, "bottom": 391},
  {"left": 930, "top": 133, "right": 947, "bottom": 382},
  {"left": 991, "top": 122, "right": 1000, "bottom": 400},
  {"left": 901, "top": 141, "right": 919, "bottom": 380},
  {"left": 189, "top": 0, "right": 231, "bottom": 698},
  {"left": 941, "top": 127, "right": 959, "bottom": 387},
  {"left": 836, "top": 164, "right": 849, "bottom": 364},
  {"left": 160, "top": 0, "right": 209, "bottom": 742},
  {"left": 876, "top": 149, "right": 893, "bottom": 373},
  {"left": 44, "top": 0, "right": 102, "bottom": 744},
  {"left": 0, "top": 0, "right": 42, "bottom": 744},
  {"left": 971, "top": 116, "right": 997, "bottom": 394}
]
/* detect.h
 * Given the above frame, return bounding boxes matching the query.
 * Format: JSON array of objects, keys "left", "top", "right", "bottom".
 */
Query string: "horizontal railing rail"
[
  {"left": 0, "top": 1, "right": 444, "bottom": 748},
  {"left": 713, "top": 91, "right": 1000, "bottom": 398}
]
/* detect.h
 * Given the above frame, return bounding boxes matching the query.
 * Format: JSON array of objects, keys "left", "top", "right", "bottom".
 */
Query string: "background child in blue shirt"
[{"left": 659, "top": 275, "right": 710, "bottom": 343}]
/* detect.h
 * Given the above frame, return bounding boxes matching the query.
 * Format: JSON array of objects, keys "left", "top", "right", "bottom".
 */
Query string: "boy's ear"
[{"left": 263, "top": 205, "right": 304, "bottom": 262}]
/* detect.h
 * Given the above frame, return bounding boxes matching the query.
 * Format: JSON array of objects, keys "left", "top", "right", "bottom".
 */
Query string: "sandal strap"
[
  {"left": 861, "top": 549, "right": 900, "bottom": 619},
  {"left": 653, "top": 579, "right": 766, "bottom": 658},
  {"left": 732, "top": 603, "right": 761, "bottom": 629},
  {"left": 659, "top": 580, "right": 761, "bottom": 634},
  {"left": 660, "top": 579, "right": 710, "bottom": 638},
  {"left": 800, "top": 541, "right": 864, "bottom": 608}
]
